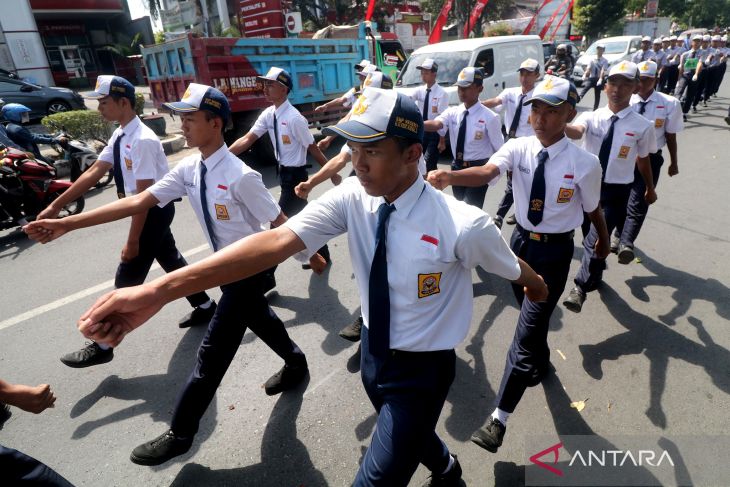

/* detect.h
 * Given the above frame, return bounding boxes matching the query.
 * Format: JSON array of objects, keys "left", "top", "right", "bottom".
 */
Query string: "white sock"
[
  {"left": 97, "top": 342, "right": 111, "bottom": 351},
  {"left": 441, "top": 454, "right": 455, "bottom": 474},
  {"left": 492, "top": 408, "right": 510, "bottom": 425},
  {"left": 198, "top": 299, "right": 214, "bottom": 309}
]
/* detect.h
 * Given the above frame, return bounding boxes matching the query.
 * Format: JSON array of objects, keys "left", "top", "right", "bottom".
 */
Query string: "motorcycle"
[
  {"left": 54, "top": 132, "right": 113, "bottom": 189},
  {"left": 0, "top": 145, "right": 84, "bottom": 231}
]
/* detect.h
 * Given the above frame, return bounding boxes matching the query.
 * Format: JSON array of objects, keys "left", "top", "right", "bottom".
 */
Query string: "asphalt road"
[{"left": 1, "top": 83, "right": 729, "bottom": 487}]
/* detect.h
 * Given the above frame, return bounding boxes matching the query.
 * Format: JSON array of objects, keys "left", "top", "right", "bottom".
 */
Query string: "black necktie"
[
  {"left": 455, "top": 109, "right": 468, "bottom": 164},
  {"left": 272, "top": 113, "right": 281, "bottom": 162},
  {"left": 112, "top": 132, "right": 126, "bottom": 199},
  {"left": 199, "top": 162, "right": 218, "bottom": 251},
  {"left": 527, "top": 149, "right": 549, "bottom": 226},
  {"left": 638, "top": 100, "right": 649, "bottom": 115},
  {"left": 598, "top": 115, "right": 619, "bottom": 177},
  {"left": 422, "top": 88, "right": 431, "bottom": 121},
  {"left": 508, "top": 94, "right": 526, "bottom": 139},
  {"left": 368, "top": 202, "right": 396, "bottom": 358}
]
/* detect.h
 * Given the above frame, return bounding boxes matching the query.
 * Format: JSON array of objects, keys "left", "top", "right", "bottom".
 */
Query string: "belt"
[
  {"left": 452, "top": 158, "right": 488, "bottom": 169},
  {"left": 515, "top": 223, "right": 575, "bottom": 244}
]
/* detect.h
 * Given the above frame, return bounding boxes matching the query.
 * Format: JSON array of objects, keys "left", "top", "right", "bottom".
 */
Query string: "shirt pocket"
[
  {"left": 473, "top": 121, "right": 486, "bottom": 141},
  {"left": 394, "top": 234, "right": 457, "bottom": 303},
  {"left": 615, "top": 133, "right": 638, "bottom": 160},
  {"left": 212, "top": 196, "right": 243, "bottom": 223}
]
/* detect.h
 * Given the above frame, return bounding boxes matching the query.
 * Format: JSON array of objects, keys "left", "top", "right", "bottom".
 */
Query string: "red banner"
[
  {"left": 365, "top": 0, "right": 376, "bottom": 21},
  {"left": 428, "top": 0, "right": 454, "bottom": 44},
  {"left": 463, "top": 0, "right": 490, "bottom": 38},
  {"left": 539, "top": 0, "right": 570, "bottom": 39},
  {"left": 523, "top": 0, "right": 553, "bottom": 35},
  {"left": 549, "top": 0, "right": 574, "bottom": 40}
]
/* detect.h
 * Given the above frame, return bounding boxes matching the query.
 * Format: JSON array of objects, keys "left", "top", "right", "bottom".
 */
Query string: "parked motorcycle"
[
  {"left": 0, "top": 145, "right": 84, "bottom": 231},
  {"left": 55, "top": 132, "right": 113, "bottom": 189}
]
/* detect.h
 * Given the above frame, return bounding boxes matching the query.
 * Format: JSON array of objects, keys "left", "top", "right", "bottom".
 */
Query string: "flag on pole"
[
  {"left": 549, "top": 0, "right": 575, "bottom": 40},
  {"left": 463, "top": 0, "right": 490, "bottom": 38},
  {"left": 365, "top": 0, "right": 376, "bottom": 21},
  {"left": 523, "top": 0, "right": 554, "bottom": 35},
  {"left": 539, "top": 0, "right": 570, "bottom": 39},
  {"left": 429, "top": 0, "right": 454, "bottom": 44}
]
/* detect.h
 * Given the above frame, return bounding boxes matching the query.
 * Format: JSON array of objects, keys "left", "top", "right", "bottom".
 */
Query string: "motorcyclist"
[
  {"left": 1, "top": 103, "right": 66, "bottom": 161},
  {"left": 545, "top": 44, "right": 574, "bottom": 79},
  {"left": 0, "top": 100, "right": 27, "bottom": 226}
]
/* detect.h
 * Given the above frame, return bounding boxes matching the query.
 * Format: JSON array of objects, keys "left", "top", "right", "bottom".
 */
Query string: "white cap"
[
  {"left": 653, "top": 38, "right": 662, "bottom": 44},
  {"left": 608, "top": 61, "right": 639, "bottom": 79},
  {"left": 518, "top": 58, "right": 540, "bottom": 72},
  {"left": 557, "top": 43, "right": 567, "bottom": 50},
  {"left": 454, "top": 67, "right": 484, "bottom": 87},
  {"left": 416, "top": 58, "right": 438, "bottom": 71},
  {"left": 642, "top": 36, "right": 651, "bottom": 42},
  {"left": 637, "top": 61, "right": 658, "bottom": 78},
  {"left": 362, "top": 71, "right": 393, "bottom": 90},
  {"left": 356, "top": 59, "right": 371, "bottom": 69},
  {"left": 692, "top": 34, "right": 703, "bottom": 41},
  {"left": 670, "top": 35, "right": 678, "bottom": 41},
  {"left": 702, "top": 34, "right": 711, "bottom": 41},
  {"left": 358, "top": 63, "right": 378, "bottom": 77},
  {"left": 712, "top": 35, "right": 722, "bottom": 41},
  {"left": 723, "top": 35, "right": 728, "bottom": 42},
  {"left": 596, "top": 43, "right": 606, "bottom": 49},
  {"left": 524, "top": 75, "right": 579, "bottom": 107},
  {"left": 662, "top": 37, "right": 669, "bottom": 42}
]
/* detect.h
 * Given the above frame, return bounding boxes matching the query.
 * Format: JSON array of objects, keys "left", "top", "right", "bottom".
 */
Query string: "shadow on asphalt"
[
  {"left": 169, "top": 376, "right": 327, "bottom": 487},
  {"left": 68, "top": 325, "right": 217, "bottom": 467},
  {"left": 0, "top": 228, "right": 35, "bottom": 259}
]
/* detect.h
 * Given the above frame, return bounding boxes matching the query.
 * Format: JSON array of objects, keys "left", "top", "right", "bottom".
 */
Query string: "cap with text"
[
  {"left": 637, "top": 61, "right": 658, "bottom": 78},
  {"left": 454, "top": 66, "right": 484, "bottom": 87},
  {"left": 163, "top": 83, "right": 231, "bottom": 123},
  {"left": 608, "top": 61, "right": 639, "bottom": 80},
  {"left": 322, "top": 87, "right": 423, "bottom": 143},
  {"left": 257, "top": 67, "right": 293, "bottom": 91},
  {"left": 524, "top": 75, "right": 578, "bottom": 108},
  {"left": 362, "top": 71, "right": 393, "bottom": 90},
  {"left": 518, "top": 58, "right": 540, "bottom": 72},
  {"left": 416, "top": 58, "right": 438, "bottom": 72},
  {"left": 83, "top": 75, "right": 135, "bottom": 100}
]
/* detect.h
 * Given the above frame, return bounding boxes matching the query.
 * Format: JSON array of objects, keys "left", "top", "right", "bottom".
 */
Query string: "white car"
[{"left": 572, "top": 35, "right": 642, "bottom": 86}]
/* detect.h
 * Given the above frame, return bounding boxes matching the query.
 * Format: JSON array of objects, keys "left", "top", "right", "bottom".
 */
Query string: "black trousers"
[
  {"left": 279, "top": 166, "right": 329, "bottom": 261},
  {"left": 693, "top": 70, "right": 708, "bottom": 106},
  {"left": 615, "top": 151, "right": 663, "bottom": 248},
  {"left": 579, "top": 77, "right": 602, "bottom": 110},
  {"left": 170, "top": 272, "right": 304, "bottom": 437},
  {"left": 0, "top": 444, "right": 74, "bottom": 486},
  {"left": 575, "top": 183, "right": 632, "bottom": 293},
  {"left": 422, "top": 132, "right": 441, "bottom": 173},
  {"left": 451, "top": 159, "right": 489, "bottom": 209},
  {"left": 0, "top": 181, "right": 23, "bottom": 221},
  {"left": 114, "top": 202, "right": 210, "bottom": 307},
  {"left": 496, "top": 226, "right": 574, "bottom": 412},
  {"left": 675, "top": 75, "right": 698, "bottom": 114},
  {"left": 495, "top": 171, "right": 513, "bottom": 219},
  {"left": 660, "top": 66, "right": 679, "bottom": 94}
]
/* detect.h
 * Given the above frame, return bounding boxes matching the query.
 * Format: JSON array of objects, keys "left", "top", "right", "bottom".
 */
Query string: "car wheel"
[{"left": 47, "top": 100, "right": 71, "bottom": 115}]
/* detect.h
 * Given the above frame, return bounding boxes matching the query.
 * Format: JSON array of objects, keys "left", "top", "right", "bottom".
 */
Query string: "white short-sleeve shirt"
[
  {"left": 631, "top": 49, "right": 655, "bottom": 63},
  {"left": 98, "top": 116, "right": 169, "bottom": 195},
  {"left": 489, "top": 136, "right": 602, "bottom": 233},
  {"left": 342, "top": 87, "right": 358, "bottom": 108},
  {"left": 574, "top": 106, "right": 657, "bottom": 184},
  {"left": 410, "top": 83, "right": 450, "bottom": 121},
  {"left": 585, "top": 57, "right": 610, "bottom": 79},
  {"left": 251, "top": 100, "right": 314, "bottom": 167},
  {"left": 496, "top": 86, "right": 535, "bottom": 138},
  {"left": 436, "top": 102, "right": 504, "bottom": 161},
  {"left": 283, "top": 176, "right": 521, "bottom": 351},
  {"left": 149, "top": 144, "right": 280, "bottom": 251},
  {"left": 630, "top": 90, "right": 684, "bottom": 149}
]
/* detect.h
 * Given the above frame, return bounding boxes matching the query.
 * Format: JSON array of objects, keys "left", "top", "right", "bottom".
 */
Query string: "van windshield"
[
  {"left": 586, "top": 41, "right": 628, "bottom": 55},
  {"left": 397, "top": 51, "right": 472, "bottom": 87}
]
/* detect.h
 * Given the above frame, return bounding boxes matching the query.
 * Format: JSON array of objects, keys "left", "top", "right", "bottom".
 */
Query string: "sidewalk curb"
[{"left": 161, "top": 134, "right": 186, "bottom": 155}]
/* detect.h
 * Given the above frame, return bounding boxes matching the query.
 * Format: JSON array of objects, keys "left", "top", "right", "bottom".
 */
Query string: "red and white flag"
[
  {"left": 463, "top": 0, "right": 490, "bottom": 38},
  {"left": 429, "top": 0, "right": 454, "bottom": 44}
]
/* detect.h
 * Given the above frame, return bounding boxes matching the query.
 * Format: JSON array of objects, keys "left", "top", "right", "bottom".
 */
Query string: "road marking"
[{"left": 0, "top": 244, "right": 209, "bottom": 332}]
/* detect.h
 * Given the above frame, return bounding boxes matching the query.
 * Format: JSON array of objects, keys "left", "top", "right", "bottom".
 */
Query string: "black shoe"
[
  {"left": 617, "top": 244, "right": 634, "bottom": 265},
  {"left": 422, "top": 455, "right": 462, "bottom": 487},
  {"left": 339, "top": 316, "right": 363, "bottom": 342},
  {"left": 683, "top": 114, "right": 688, "bottom": 122},
  {"left": 264, "top": 358, "right": 308, "bottom": 395},
  {"left": 493, "top": 215, "right": 503, "bottom": 229},
  {"left": 725, "top": 116, "right": 730, "bottom": 125},
  {"left": 0, "top": 402, "right": 11, "bottom": 430},
  {"left": 609, "top": 233, "right": 620, "bottom": 254},
  {"left": 563, "top": 287, "right": 586, "bottom": 313},
  {"left": 60, "top": 342, "right": 114, "bottom": 368},
  {"left": 692, "top": 106, "right": 697, "bottom": 113},
  {"left": 505, "top": 214, "right": 517, "bottom": 225},
  {"left": 178, "top": 301, "right": 216, "bottom": 329},
  {"left": 130, "top": 430, "right": 193, "bottom": 466},
  {"left": 471, "top": 417, "right": 506, "bottom": 453}
]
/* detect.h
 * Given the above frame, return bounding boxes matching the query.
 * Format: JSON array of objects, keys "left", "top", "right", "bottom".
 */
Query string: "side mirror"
[{"left": 20, "top": 84, "right": 33, "bottom": 92}]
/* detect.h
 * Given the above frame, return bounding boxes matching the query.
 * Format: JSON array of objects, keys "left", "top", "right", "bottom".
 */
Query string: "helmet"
[{"left": 1, "top": 103, "right": 31, "bottom": 123}]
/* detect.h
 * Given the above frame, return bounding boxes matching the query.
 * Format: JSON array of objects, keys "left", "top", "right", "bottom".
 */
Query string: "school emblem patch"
[
  {"left": 530, "top": 198, "right": 544, "bottom": 212},
  {"left": 474, "top": 131, "right": 483, "bottom": 140},
  {"left": 617, "top": 145, "right": 631, "bottom": 159},
  {"left": 281, "top": 134, "right": 291, "bottom": 144},
  {"left": 557, "top": 187, "right": 574, "bottom": 203},
  {"left": 418, "top": 273, "right": 442, "bottom": 299},
  {"left": 215, "top": 204, "right": 229, "bottom": 220},
  {"left": 124, "top": 157, "right": 133, "bottom": 170},
  {"left": 182, "top": 86, "right": 192, "bottom": 100},
  {"left": 352, "top": 95, "right": 368, "bottom": 116},
  {"left": 543, "top": 77, "right": 555, "bottom": 90},
  {"left": 655, "top": 119, "right": 664, "bottom": 128}
]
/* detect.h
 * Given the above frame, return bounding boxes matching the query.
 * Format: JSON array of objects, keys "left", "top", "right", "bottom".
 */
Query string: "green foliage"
[
  {"left": 41, "top": 110, "right": 114, "bottom": 144},
  {"left": 484, "top": 22, "right": 514, "bottom": 37},
  {"left": 659, "top": 0, "right": 730, "bottom": 28},
  {"left": 574, "top": 0, "right": 627, "bottom": 39},
  {"left": 134, "top": 93, "right": 146, "bottom": 116},
  {"left": 154, "top": 30, "right": 166, "bottom": 44},
  {"left": 417, "top": 0, "right": 516, "bottom": 38}
]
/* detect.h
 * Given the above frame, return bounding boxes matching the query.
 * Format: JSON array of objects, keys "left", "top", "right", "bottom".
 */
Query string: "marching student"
[
  {"left": 26, "top": 84, "right": 314, "bottom": 466},
  {"left": 410, "top": 58, "right": 449, "bottom": 172},
  {"left": 579, "top": 44, "right": 610, "bottom": 111}
]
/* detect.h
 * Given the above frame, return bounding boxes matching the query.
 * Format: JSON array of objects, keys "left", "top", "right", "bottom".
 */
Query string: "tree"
[
  {"left": 420, "top": 0, "right": 515, "bottom": 37},
  {"left": 573, "top": 0, "right": 627, "bottom": 40}
]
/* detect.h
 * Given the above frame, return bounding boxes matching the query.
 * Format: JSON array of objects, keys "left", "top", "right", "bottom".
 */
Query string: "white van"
[
  {"left": 572, "top": 35, "right": 642, "bottom": 86},
  {"left": 395, "top": 35, "right": 544, "bottom": 106}
]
